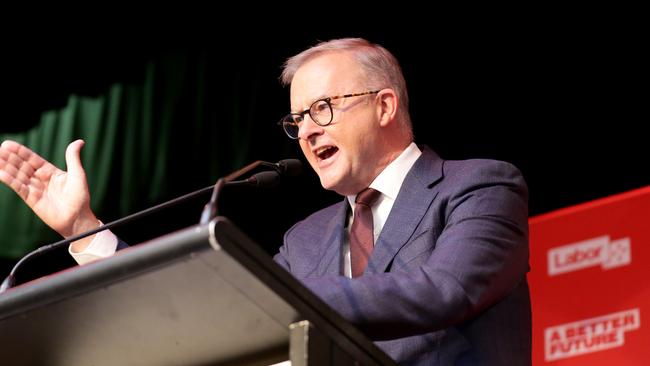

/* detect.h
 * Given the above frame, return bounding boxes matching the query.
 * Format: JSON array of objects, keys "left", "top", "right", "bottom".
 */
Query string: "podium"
[{"left": 0, "top": 217, "right": 396, "bottom": 366}]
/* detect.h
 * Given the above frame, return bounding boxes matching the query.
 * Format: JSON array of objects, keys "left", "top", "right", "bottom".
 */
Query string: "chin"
[
  {"left": 316, "top": 164, "right": 354, "bottom": 195},
  {"left": 318, "top": 173, "right": 344, "bottom": 193},
  {"left": 318, "top": 177, "right": 337, "bottom": 192}
]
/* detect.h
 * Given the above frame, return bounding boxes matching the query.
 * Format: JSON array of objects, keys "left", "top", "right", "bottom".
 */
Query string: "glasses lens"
[
  {"left": 280, "top": 115, "right": 300, "bottom": 139},
  {"left": 310, "top": 100, "right": 332, "bottom": 126}
]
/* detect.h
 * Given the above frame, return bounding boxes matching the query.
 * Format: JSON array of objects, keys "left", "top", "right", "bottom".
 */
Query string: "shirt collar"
[{"left": 347, "top": 142, "right": 422, "bottom": 208}]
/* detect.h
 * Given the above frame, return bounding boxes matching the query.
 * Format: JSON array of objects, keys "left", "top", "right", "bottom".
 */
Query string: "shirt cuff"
[{"left": 68, "top": 224, "right": 118, "bottom": 265}]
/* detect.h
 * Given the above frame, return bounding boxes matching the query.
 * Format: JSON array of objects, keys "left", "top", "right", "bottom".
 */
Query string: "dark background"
[{"left": 1, "top": 20, "right": 647, "bottom": 284}]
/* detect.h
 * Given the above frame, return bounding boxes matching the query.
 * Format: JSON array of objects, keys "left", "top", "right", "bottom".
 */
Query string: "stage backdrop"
[{"left": 529, "top": 186, "right": 649, "bottom": 365}]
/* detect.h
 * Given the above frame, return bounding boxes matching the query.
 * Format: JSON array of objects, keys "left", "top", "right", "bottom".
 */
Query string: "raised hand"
[{"left": 0, "top": 139, "right": 99, "bottom": 248}]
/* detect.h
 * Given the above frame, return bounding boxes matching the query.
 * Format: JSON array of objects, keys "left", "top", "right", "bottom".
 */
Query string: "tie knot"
[{"left": 355, "top": 188, "right": 381, "bottom": 207}]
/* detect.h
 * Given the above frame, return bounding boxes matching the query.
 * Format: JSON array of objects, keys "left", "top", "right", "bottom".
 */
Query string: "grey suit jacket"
[{"left": 274, "top": 147, "right": 531, "bottom": 365}]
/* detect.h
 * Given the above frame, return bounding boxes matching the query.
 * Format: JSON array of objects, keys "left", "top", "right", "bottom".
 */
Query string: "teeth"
[{"left": 316, "top": 146, "right": 331, "bottom": 156}]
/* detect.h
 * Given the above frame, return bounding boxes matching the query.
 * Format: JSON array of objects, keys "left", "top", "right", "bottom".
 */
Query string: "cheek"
[
  {"left": 299, "top": 140, "right": 309, "bottom": 155},
  {"left": 338, "top": 116, "right": 373, "bottom": 154},
  {"left": 299, "top": 141, "right": 317, "bottom": 165},
  {"left": 337, "top": 131, "right": 363, "bottom": 162}
]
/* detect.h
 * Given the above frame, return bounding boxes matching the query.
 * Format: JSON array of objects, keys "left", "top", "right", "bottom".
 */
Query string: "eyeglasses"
[{"left": 278, "top": 90, "right": 381, "bottom": 139}]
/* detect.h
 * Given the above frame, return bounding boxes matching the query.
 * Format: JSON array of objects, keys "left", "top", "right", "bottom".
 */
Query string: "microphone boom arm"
[{"left": 0, "top": 158, "right": 301, "bottom": 293}]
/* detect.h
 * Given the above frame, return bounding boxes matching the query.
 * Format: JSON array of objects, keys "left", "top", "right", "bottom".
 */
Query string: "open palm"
[{"left": 0, "top": 139, "right": 96, "bottom": 238}]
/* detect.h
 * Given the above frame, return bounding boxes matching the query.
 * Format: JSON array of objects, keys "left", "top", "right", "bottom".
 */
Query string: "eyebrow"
[{"left": 291, "top": 93, "right": 331, "bottom": 113}]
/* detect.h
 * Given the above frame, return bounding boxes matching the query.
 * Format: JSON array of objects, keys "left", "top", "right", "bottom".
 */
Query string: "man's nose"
[{"left": 297, "top": 115, "right": 324, "bottom": 141}]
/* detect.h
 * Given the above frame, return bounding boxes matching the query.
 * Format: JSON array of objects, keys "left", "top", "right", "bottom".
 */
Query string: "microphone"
[
  {"left": 260, "top": 159, "right": 302, "bottom": 177},
  {"left": 239, "top": 171, "right": 281, "bottom": 188},
  {"left": 0, "top": 159, "right": 301, "bottom": 293},
  {"left": 199, "top": 159, "right": 302, "bottom": 224}
]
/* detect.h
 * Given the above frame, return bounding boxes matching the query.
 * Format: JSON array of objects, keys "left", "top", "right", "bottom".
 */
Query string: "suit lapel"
[
  {"left": 315, "top": 200, "right": 349, "bottom": 276},
  {"left": 366, "top": 147, "right": 444, "bottom": 274}
]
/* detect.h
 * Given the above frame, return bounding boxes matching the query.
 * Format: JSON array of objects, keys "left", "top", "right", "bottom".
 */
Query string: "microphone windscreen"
[
  {"left": 251, "top": 171, "right": 281, "bottom": 187},
  {"left": 277, "top": 159, "right": 302, "bottom": 177}
]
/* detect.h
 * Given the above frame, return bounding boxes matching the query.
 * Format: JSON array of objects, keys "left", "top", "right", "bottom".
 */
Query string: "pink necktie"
[{"left": 350, "top": 188, "right": 381, "bottom": 278}]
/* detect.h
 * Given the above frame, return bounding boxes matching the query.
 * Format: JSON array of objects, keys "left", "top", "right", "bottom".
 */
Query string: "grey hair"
[{"left": 281, "top": 38, "right": 413, "bottom": 141}]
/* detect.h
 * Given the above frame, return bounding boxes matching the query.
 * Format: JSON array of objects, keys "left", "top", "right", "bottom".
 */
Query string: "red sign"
[{"left": 529, "top": 186, "right": 650, "bottom": 365}]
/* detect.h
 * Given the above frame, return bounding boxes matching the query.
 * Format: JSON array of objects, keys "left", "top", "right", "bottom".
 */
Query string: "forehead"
[{"left": 290, "top": 52, "right": 365, "bottom": 109}]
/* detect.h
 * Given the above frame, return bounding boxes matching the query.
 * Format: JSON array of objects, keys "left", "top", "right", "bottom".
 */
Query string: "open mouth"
[{"left": 315, "top": 145, "right": 339, "bottom": 161}]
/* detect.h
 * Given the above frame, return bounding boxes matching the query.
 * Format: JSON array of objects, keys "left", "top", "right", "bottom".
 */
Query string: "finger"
[
  {"left": 0, "top": 150, "right": 37, "bottom": 188},
  {"left": 65, "top": 139, "right": 86, "bottom": 177},
  {"left": 14, "top": 164, "right": 35, "bottom": 187},
  {"left": 0, "top": 169, "right": 28, "bottom": 201},
  {"left": 0, "top": 151, "right": 7, "bottom": 168},
  {"left": 0, "top": 159, "right": 46, "bottom": 203},
  {"left": 1, "top": 140, "right": 48, "bottom": 173},
  {"left": 0, "top": 142, "right": 12, "bottom": 162},
  {"left": 0, "top": 162, "right": 22, "bottom": 183},
  {"left": 5, "top": 151, "right": 36, "bottom": 178},
  {"left": 1, "top": 140, "right": 30, "bottom": 156},
  {"left": 0, "top": 149, "right": 12, "bottom": 181},
  {"left": 17, "top": 157, "right": 36, "bottom": 177},
  {"left": 14, "top": 142, "right": 48, "bottom": 172},
  {"left": 0, "top": 139, "right": 15, "bottom": 149},
  {"left": 0, "top": 169, "right": 15, "bottom": 188},
  {"left": 0, "top": 162, "right": 41, "bottom": 196},
  {"left": 1, "top": 141, "right": 49, "bottom": 195}
]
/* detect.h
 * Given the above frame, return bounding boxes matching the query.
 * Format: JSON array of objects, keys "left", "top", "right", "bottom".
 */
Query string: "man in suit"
[
  {"left": 273, "top": 38, "right": 531, "bottom": 364},
  {"left": 0, "top": 38, "right": 531, "bottom": 364}
]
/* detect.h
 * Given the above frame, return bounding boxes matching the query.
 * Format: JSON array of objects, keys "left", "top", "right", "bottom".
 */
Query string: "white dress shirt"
[
  {"left": 342, "top": 143, "right": 421, "bottom": 277},
  {"left": 68, "top": 222, "right": 119, "bottom": 265}
]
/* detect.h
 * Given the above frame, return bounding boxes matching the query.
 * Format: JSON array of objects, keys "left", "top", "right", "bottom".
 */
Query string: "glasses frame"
[{"left": 278, "top": 90, "right": 381, "bottom": 139}]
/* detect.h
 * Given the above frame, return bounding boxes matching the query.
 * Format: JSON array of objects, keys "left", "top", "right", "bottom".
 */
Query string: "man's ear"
[{"left": 376, "top": 88, "right": 398, "bottom": 127}]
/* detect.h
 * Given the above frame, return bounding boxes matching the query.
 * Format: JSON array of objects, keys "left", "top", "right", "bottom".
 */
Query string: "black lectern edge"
[{"left": 0, "top": 224, "right": 212, "bottom": 321}]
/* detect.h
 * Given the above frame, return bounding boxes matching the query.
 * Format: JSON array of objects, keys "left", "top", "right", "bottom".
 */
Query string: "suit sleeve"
[{"left": 277, "top": 161, "right": 529, "bottom": 341}]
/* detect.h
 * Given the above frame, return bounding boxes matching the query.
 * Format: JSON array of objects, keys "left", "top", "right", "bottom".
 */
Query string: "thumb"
[{"left": 65, "top": 139, "right": 87, "bottom": 177}]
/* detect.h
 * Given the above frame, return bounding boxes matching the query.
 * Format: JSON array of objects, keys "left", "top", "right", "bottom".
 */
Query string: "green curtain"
[{"left": 0, "top": 50, "right": 270, "bottom": 259}]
